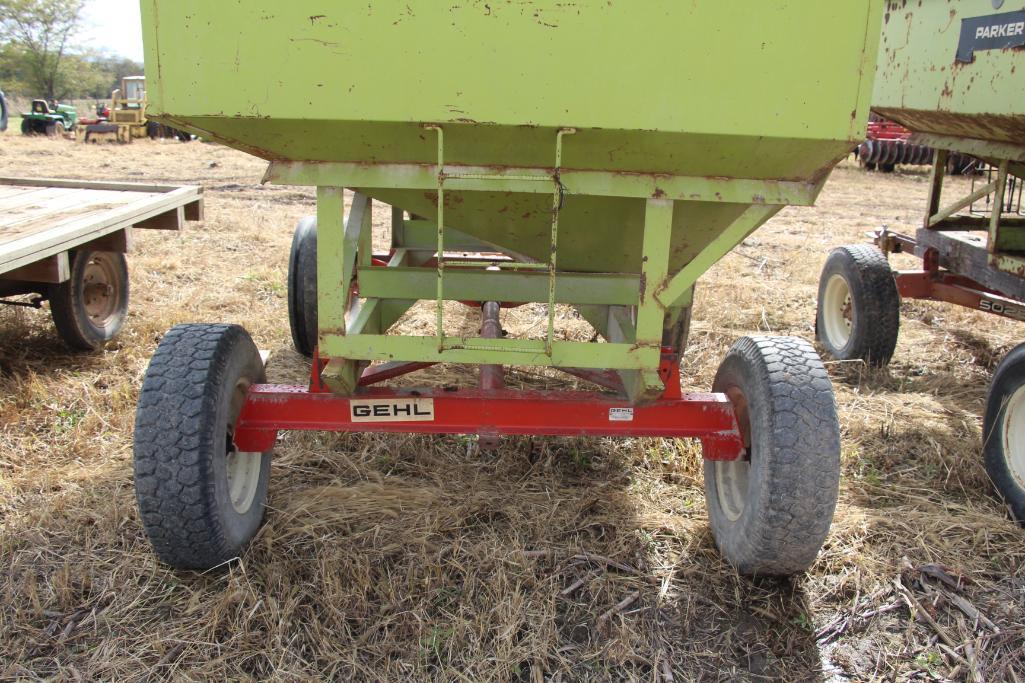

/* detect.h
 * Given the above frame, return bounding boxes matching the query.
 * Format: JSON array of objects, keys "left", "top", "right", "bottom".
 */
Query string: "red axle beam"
[{"left": 234, "top": 385, "right": 745, "bottom": 461}]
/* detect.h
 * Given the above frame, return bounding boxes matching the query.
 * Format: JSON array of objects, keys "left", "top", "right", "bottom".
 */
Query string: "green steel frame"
[
  {"left": 266, "top": 128, "right": 819, "bottom": 403},
  {"left": 915, "top": 134, "right": 1025, "bottom": 276}
]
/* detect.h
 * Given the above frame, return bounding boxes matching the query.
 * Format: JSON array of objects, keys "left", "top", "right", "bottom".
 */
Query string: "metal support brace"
[
  {"left": 264, "top": 161, "right": 822, "bottom": 206},
  {"left": 654, "top": 204, "right": 780, "bottom": 309},
  {"left": 545, "top": 128, "right": 576, "bottom": 353},
  {"left": 316, "top": 187, "right": 348, "bottom": 340},
  {"left": 317, "top": 189, "right": 373, "bottom": 394},
  {"left": 989, "top": 160, "right": 1010, "bottom": 254},
  {"left": 925, "top": 149, "right": 948, "bottom": 223},
  {"left": 423, "top": 124, "right": 448, "bottom": 350},
  {"left": 928, "top": 179, "right": 999, "bottom": 228},
  {"left": 623, "top": 198, "right": 675, "bottom": 402}
]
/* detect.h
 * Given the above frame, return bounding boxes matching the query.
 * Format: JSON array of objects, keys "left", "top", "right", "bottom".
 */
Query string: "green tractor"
[{"left": 20, "top": 100, "right": 78, "bottom": 136}]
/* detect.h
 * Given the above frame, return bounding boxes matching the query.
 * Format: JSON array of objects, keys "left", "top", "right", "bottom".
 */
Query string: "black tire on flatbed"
[
  {"left": 134, "top": 323, "right": 273, "bottom": 570},
  {"left": 49, "top": 250, "right": 129, "bottom": 351},
  {"left": 983, "top": 343, "right": 1025, "bottom": 525},
  {"left": 816, "top": 244, "right": 900, "bottom": 367},
  {"left": 704, "top": 336, "right": 841, "bottom": 576},
  {"left": 287, "top": 216, "right": 318, "bottom": 357}
]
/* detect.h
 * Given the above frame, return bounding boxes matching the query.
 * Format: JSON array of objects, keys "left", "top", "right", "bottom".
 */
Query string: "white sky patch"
[{"left": 78, "top": 0, "right": 145, "bottom": 62}]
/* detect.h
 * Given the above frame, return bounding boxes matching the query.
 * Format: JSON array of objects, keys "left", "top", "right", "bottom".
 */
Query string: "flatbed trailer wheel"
[
  {"left": 816, "top": 244, "right": 900, "bottom": 367},
  {"left": 984, "top": 343, "right": 1025, "bottom": 524},
  {"left": 49, "top": 250, "right": 129, "bottom": 350},
  {"left": 134, "top": 324, "right": 273, "bottom": 570},
  {"left": 287, "top": 216, "right": 318, "bottom": 357},
  {"left": 704, "top": 336, "right": 840, "bottom": 576}
]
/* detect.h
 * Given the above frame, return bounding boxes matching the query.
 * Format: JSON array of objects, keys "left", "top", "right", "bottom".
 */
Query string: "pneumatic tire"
[
  {"left": 816, "top": 245, "right": 900, "bottom": 367},
  {"left": 134, "top": 324, "right": 273, "bottom": 570},
  {"left": 49, "top": 250, "right": 129, "bottom": 350},
  {"left": 287, "top": 216, "right": 318, "bottom": 357},
  {"left": 704, "top": 336, "right": 841, "bottom": 576},
  {"left": 983, "top": 343, "right": 1025, "bottom": 524}
]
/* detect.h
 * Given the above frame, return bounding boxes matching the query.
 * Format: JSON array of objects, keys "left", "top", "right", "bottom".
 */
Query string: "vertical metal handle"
[
  {"left": 546, "top": 128, "right": 576, "bottom": 355},
  {"left": 424, "top": 124, "right": 446, "bottom": 350}
]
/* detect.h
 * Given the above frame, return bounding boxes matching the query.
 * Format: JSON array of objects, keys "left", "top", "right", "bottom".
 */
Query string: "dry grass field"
[{"left": 0, "top": 132, "right": 1023, "bottom": 681}]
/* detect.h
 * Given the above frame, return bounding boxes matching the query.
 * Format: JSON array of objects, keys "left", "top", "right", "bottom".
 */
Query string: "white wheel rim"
[
  {"left": 225, "top": 377, "right": 262, "bottom": 515},
  {"left": 715, "top": 458, "right": 750, "bottom": 522},
  {"left": 1001, "top": 385, "right": 1025, "bottom": 490},
  {"left": 226, "top": 447, "right": 262, "bottom": 514},
  {"left": 822, "top": 274, "right": 854, "bottom": 351}
]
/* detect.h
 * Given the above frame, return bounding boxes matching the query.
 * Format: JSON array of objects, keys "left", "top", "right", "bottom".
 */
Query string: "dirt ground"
[{"left": 0, "top": 132, "right": 1023, "bottom": 682}]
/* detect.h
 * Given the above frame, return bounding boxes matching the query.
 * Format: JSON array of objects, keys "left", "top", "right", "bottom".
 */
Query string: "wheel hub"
[
  {"left": 226, "top": 377, "right": 262, "bottom": 514},
  {"left": 822, "top": 274, "right": 854, "bottom": 350},
  {"left": 81, "top": 254, "right": 120, "bottom": 326},
  {"left": 225, "top": 442, "right": 262, "bottom": 514},
  {"left": 715, "top": 385, "right": 752, "bottom": 522}
]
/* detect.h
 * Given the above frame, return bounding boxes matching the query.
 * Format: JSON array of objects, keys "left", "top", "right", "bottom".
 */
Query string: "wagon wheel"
[
  {"left": 983, "top": 344, "right": 1025, "bottom": 525},
  {"left": 49, "top": 250, "right": 130, "bottom": 351},
  {"left": 704, "top": 336, "right": 840, "bottom": 576},
  {"left": 134, "top": 323, "right": 273, "bottom": 570},
  {"left": 816, "top": 245, "right": 900, "bottom": 367},
  {"left": 288, "top": 216, "right": 320, "bottom": 357}
]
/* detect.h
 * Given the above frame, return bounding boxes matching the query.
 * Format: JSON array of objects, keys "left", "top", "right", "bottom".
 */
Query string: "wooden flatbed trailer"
[{"left": 0, "top": 178, "right": 203, "bottom": 349}]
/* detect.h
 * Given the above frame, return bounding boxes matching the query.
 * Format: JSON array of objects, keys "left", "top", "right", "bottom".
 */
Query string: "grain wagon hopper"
[
  {"left": 815, "top": 1, "right": 1025, "bottom": 521},
  {"left": 134, "top": 1, "right": 883, "bottom": 575}
]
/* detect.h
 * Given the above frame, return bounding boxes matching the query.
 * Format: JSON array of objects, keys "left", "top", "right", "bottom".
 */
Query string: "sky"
[{"left": 79, "top": 0, "right": 145, "bottom": 63}]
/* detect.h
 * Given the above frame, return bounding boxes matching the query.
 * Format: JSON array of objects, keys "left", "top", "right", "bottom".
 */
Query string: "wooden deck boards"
[{"left": 0, "top": 178, "right": 203, "bottom": 276}]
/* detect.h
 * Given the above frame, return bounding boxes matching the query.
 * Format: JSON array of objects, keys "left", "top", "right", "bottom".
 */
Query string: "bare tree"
[{"left": 0, "top": 0, "right": 86, "bottom": 101}]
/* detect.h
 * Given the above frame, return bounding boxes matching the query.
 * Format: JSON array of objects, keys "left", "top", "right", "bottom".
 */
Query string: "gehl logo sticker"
[
  {"left": 957, "top": 10, "right": 1025, "bottom": 63},
  {"left": 350, "top": 398, "right": 436, "bottom": 423}
]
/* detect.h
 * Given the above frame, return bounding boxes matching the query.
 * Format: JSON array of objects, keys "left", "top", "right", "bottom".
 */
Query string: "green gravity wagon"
[
  {"left": 134, "top": 1, "right": 883, "bottom": 575},
  {"left": 814, "top": 0, "right": 1025, "bottom": 523}
]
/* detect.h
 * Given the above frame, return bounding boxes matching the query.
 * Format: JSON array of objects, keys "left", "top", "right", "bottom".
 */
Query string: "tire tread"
[
  {"left": 817, "top": 244, "right": 900, "bottom": 367},
  {"left": 134, "top": 323, "right": 264, "bottom": 569},
  {"left": 706, "top": 336, "right": 841, "bottom": 576}
]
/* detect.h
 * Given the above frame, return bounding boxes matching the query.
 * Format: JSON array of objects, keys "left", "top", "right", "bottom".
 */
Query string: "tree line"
[{"left": 0, "top": 0, "right": 143, "bottom": 102}]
